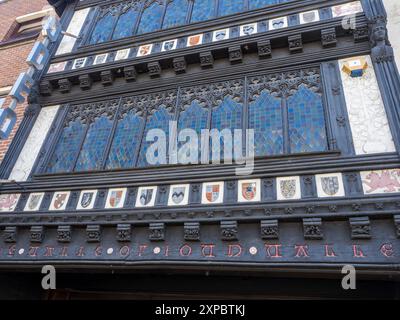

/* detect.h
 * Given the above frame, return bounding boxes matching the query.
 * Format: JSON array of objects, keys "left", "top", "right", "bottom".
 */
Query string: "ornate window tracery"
[
  {"left": 86, "top": 0, "right": 296, "bottom": 45},
  {"left": 44, "top": 68, "right": 328, "bottom": 174}
]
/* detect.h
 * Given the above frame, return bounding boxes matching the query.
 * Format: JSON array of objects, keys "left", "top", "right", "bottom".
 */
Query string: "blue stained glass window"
[
  {"left": 162, "top": 0, "right": 189, "bottom": 29},
  {"left": 46, "top": 120, "right": 86, "bottom": 174},
  {"left": 177, "top": 101, "right": 209, "bottom": 161},
  {"left": 75, "top": 116, "right": 114, "bottom": 172},
  {"left": 287, "top": 85, "right": 328, "bottom": 153},
  {"left": 249, "top": 91, "right": 284, "bottom": 156},
  {"left": 89, "top": 12, "right": 116, "bottom": 44},
  {"left": 218, "top": 0, "right": 245, "bottom": 16},
  {"left": 137, "top": 107, "right": 174, "bottom": 167},
  {"left": 106, "top": 111, "right": 145, "bottom": 169},
  {"left": 191, "top": 0, "right": 216, "bottom": 23},
  {"left": 249, "top": 0, "right": 279, "bottom": 10},
  {"left": 211, "top": 97, "right": 243, "bottom": 160},
  {"left": 112, "top": 8, "right": 139, "bottom": 40},
  {"left": 137, "top": 1, "right": 164, "bottom": 35}
]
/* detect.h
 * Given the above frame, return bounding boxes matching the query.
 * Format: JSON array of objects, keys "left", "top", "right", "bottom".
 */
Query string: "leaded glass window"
[
  {"left": 249, "top": 0, "right": 279, "bottom": 10},
  {"left": 112, "top": 7, "right": 140, "bottom": 40},
  {"left": 137, "top": 106, "right": 175, "bottom": 167},
  {"left": 249, "top": 91, "right": 283, "bottom": 156},
  {"left": 287, "top": 85, "right": 328, "bottom": 153},
  {"left": 89, "top": 11, "right": 116, "bottom": 44},
  {"left": 218, "top": 0, "right": 245, "bottom": 16},
  {"left": 162, "top": 0, "right": 189, "bottom": 29},
  {"left": 44, "top": 69, "right": 329, "bottom": 174},
  {"left": 191, "top": 0, "right": 216, "bottom": 23},
  {"left": 137, "top": 0, "right": 164, "bottom": 35},
  {"left": 106, "top": 101, "right": 145, "bottom": 169},
  {"left": 46, "top": 118, "right": 87, "bottom": 174}
]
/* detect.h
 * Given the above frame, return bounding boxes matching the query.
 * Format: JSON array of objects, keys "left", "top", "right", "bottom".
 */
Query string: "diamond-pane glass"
[
  {"left": 177, "top": 101, "right": 209, "bottom": 162},
  {"left": 137, "top": 107, "right": 174, "bottom": 167},
  {"left": 89, "top": 12, "right": 116, "bottom": 44},
  {"left": 191, "top": 0, "right": 216, "bottom": 23},
  {"left": 75, "top": 116, "right": 114, "bottom": 172},
  {"left": 287, "top": 85, "right": 328, "bottom": 153},
  {"left": 112, "top": 8, "right": 139, "bottom": 40},
  {"left": 211, "top": 97, "right": 243, "bottom": 161},
  {"left": 163, "top": 0, "right": 189, "bottom": 29},
  {"left": 46, "top": 120, "right": 86, "bottom": 174},
  {"left": 218, "top": 0, "right": 245, "bottom": 16},
  {"left": 249, "top": 0, "right": 279, "bottom": 10},
  {"left": 106, "top": 111, "right": 145, "bottom": 169},
  {"left": 249, "top": 91, "right": 284, "bottom": 156},
  {"left": 137, "top": 1, "right": 164, "bottom": 34}
]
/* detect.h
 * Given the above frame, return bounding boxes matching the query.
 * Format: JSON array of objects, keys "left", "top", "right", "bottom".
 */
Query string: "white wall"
[{"left": 383, "top": 0, "right": 400, "bottom": 66}]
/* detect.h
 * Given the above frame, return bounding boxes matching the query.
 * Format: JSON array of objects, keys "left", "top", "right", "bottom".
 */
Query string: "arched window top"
[
  {"left": 162, "top": 0, "right": 190, "bottom": 29},
  {"left": 137, "top": 0, "right": 164, "bottom": 35},
  {"left": 112, "top": 7, "right": 140, "bottom": 40},
  {"left": 89, "top": 11, "right": 116, "bottom": 44}
]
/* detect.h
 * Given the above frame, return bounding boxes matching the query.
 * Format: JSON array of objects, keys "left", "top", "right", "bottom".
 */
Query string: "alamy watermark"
[{"left": 145, "top": 121, "right": 255, "bottom": 175}]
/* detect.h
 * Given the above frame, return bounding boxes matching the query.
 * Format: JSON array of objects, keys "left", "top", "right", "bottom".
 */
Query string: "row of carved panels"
[
  {"left": 1, "top": 170, "right": 400, "bottom": 214},
  {"left": 40, "top": 18, "right": 369, "bottom": 96}
]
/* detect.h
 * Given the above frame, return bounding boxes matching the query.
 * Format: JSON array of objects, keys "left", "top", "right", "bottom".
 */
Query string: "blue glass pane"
[
  {"left": 211, "top": 97, "right": 243, "bottom": 161},
  {"left": 218, "top": 0, "right": 245, "bottom": 16},
  {"left": 89, "top": 12, "right": 116, "bottom": 44},
  {"left": 287, "top": 85, "right": 328, "bottom": 153},
  {"left": 249, "top": 0, "right": 279, "bottom": 10},
  {"left": 137, "top": 1, "right": 164, "bottom": 34},
  {"left": 106, "top": 111, "right": 145, "bottom": 169},
  {"left": 191, "top": 0, "right": 216, "bottom": 23},
  {"left": 137, "top": 107, "right": 174, "bottom": 167},
  {"left": 163, "top": 0, "right": 189, "bottom": 29},
  {"left": 112, "top": 8, "right": 139, "bottom": 40},
  {"left": 249, "top": 91, "right": 283, "bottom": 156},
  {"left": 46, "top": 120, "right": 86, "bottom": 174},
  {"left": 177, "top": 101, "right": 209, "bottom": 161},
  {"left": 75, "top": 116, "right": 114, "bottom": 172}
]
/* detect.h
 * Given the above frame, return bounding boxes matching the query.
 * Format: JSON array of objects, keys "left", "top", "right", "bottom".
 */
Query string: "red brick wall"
[{"left": 0, "top": 0, "right": 51, "bottom": 162}]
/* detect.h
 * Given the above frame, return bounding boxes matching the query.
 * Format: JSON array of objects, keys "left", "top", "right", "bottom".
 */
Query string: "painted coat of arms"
[
  {"left": 280, "top": 180, "right": 296, "bottom": 199},
  {"left": 54, "top": 193, "right": 68, "bottom": 210},
  {"left": 242, "top": 183, "right": 257, "bottom": 201},
  {"left": 162, "top": 40, "right": 175, "bottom": 51},
  {"left": 242, "top": 25, "right": 255, "bottom": 36},
  {"left": 27, "top": 194, "right": 43, "bottom": 210},
  {"left": 0, "top": 194, "right": 19, "bottom": 211},
  {"left": 109, "top": 190, "right": 124, "bottom": 208},
  {"left": 321, "top": 176, "right": 340, "bottom": 196},
  {"left": 140, "top": 189, "right": 154, "bottom": 206},
  {"left": 302, "top": 11, "right": 316, "bottom": 23},
  {"left": 80, "top": 192, "right": 94, "bottom": 209},
  {"left": 171, "top": 187, "right": 186, "bottom": 205},
  {"left": 206, "top": 184, "right": 220, "bottom": 203},
  {"left": 362, "top": 169, "right": 400, "bottom": 194},
  {"left": 188, "top": 34, "right": 202, "bottom": 46}
]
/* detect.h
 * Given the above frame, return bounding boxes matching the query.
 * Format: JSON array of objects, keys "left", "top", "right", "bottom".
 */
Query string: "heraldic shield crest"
[
  {"left": 280, "top": 180, "right": 296, "bottom": 199},
  {"left": 109, "top": 190, "right": 123, "bottom": 208},
  {"left": 140, "top": 189, "right": 154, "bottom": 206},
  {"left": 28, "top": 194, "right": 42, "bottom": 210},
  {"left": 54, "top": 193, "right": 68, "bottom": 209},
  {"left": 206, "top": 185, "right": 220, "bottom": 203},
  {"left": 171, "top": 187, "right": 185, "bottom": 205},
  {"left": 80, "top": 192, "right": 94, "bottom": 209},
  {"left": 242, "top": 183, "right": 256, "bottom": 201},
  {"left": 321, "top": 176, "right": 340, "bottom": 196}
]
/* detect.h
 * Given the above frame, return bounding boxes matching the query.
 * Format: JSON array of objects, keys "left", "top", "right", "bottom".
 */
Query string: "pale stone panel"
[
  {"left": 383, "top": 0, "right": 400, "bottom": 66},
  {"left": 9, "top": 105, "right": 59, "bottom": 182},
  {"left": 339, "top": 55, "right": 395, "bottom": 155},
  {"left": 55, "top": 8, "right": 91, "bottom": 56}
]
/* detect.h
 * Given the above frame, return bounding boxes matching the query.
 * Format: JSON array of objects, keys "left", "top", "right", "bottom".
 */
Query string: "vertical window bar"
[
  {"left": 186, "top": 0, "right": 195, "bottom": 24},
  {"left": 160, "top": 0, "right": 169, "bottom": 31},
  {"left": 281, "top": 98, "right": 290, "bottom": 154},
  {"left": 243, "top": 76, "right": 249, "bottom": 158},
  {"left": 71, "top": 109, "right": 92, "bottom": 172},
  {"left": 132, "top": 1, "right": 146, "bottom": 35}
]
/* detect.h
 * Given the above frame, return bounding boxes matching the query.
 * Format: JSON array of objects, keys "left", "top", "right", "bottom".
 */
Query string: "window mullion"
[
  {"left": 133, "top": 108, "right": 149, "bottom": 168},
  {"left": 243, "top": 76, "right": 249, "bottom": 158},
  {"left": 109, "top": 6, "right": 122, "bottom": 41},
  {"left": 71, "top": 113, "right": 92, "bottom": 172},
  {"left": 132, "top": 1, "right": 145, "bottom": 35},
  {"left": 281, "top": 98, "right": 290, "bottom": 154},
  {"left": 160, "top": 0, "right": 169, "bottom": 30},
  {"left": 186, "top": 0, "right": 195, "bottom": 24}
]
